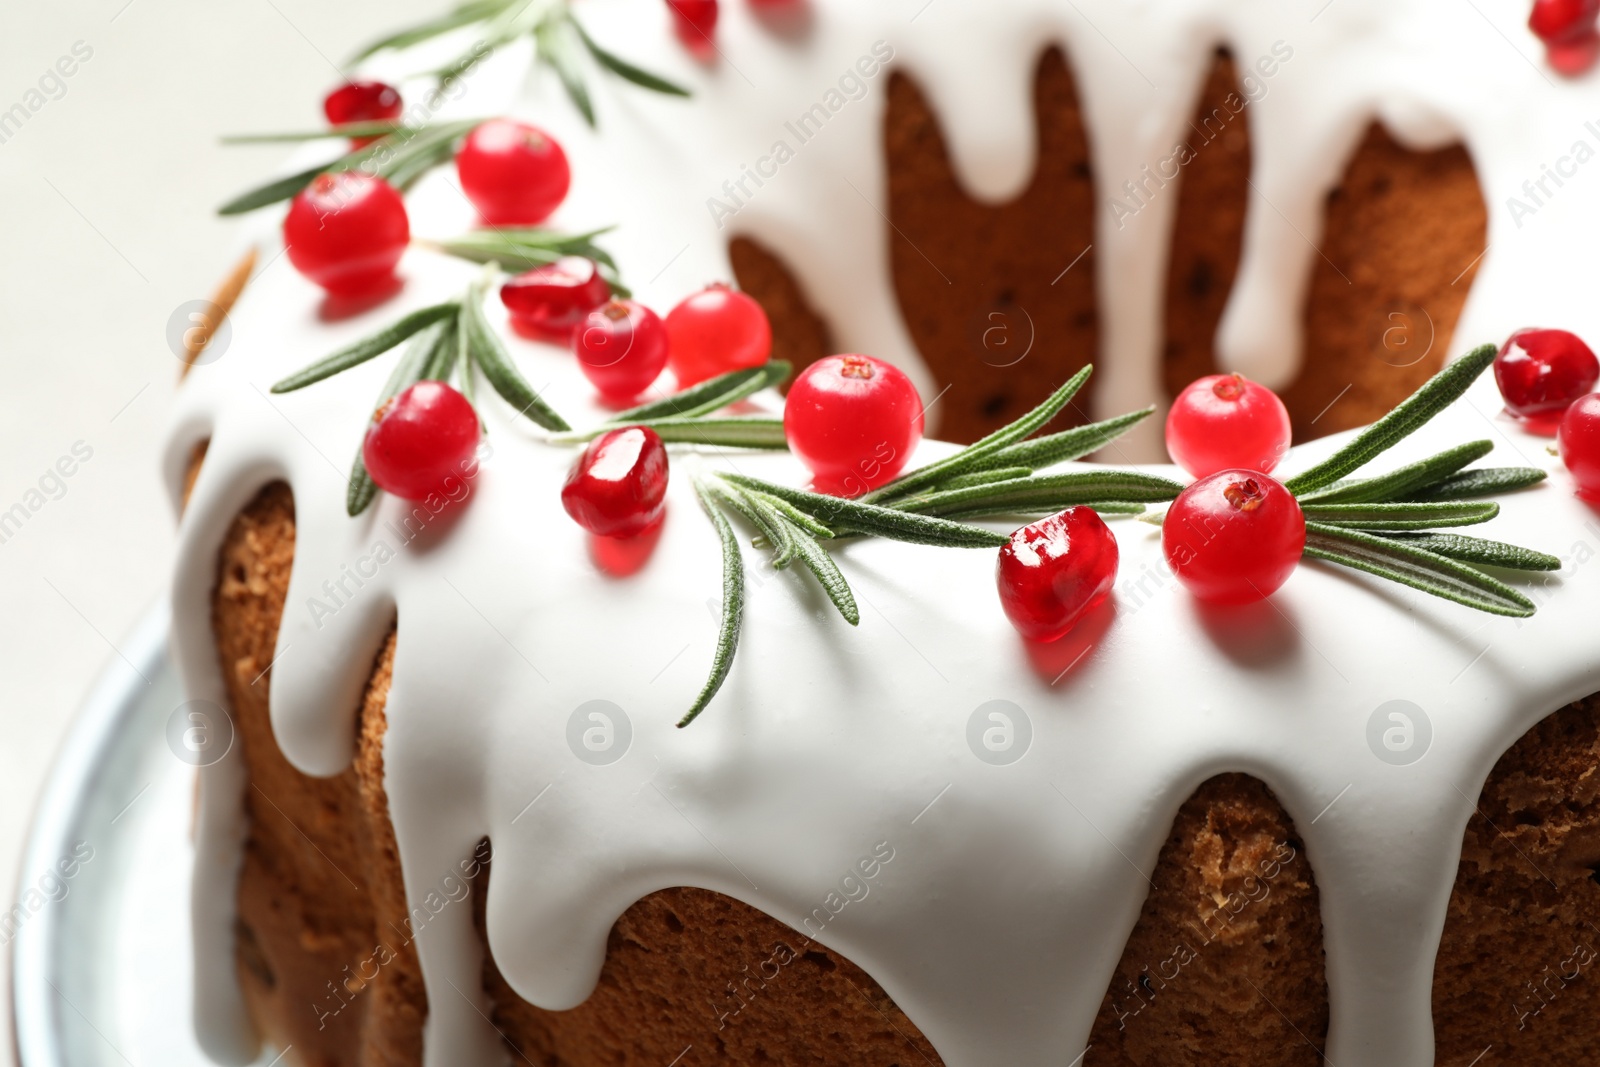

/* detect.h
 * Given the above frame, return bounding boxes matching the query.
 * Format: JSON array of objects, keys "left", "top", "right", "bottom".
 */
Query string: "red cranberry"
[
  {"left": 1548, "top": 28, "right": 1600, "bottom": 73},
  {"left": 1162, "top": 471, "right": 1305, "bottom": 605},
  {"left": 456, "top": 120, "right": 571, "bottom": 225},
  {"left": 1495, "top": 328, "right": 1599, "bottom": 421},
  {"left": 664, "top": 284, "right": 772, "bottom": 387},
  {"left": 1531, "top": 0, "right": 1600, "bottom": 43},
  {"left": 323, "top": 80, "right": 402, "bottom": 147},
  {"left": 784, "top": 354, "right": 924, "bottom": 496},
  {"left": 667, "top": 0, "right": 719, "bottom": 44},
  {"left": 362, "top": 381, "right": 480, "bottom": 501},
  {"left": 562, "top": 426, "right": 670, "bottom": 538},
  {"left": 996, "top": 507, "right": 1119, "bottom": 642},
  {"left": 1559, "top": 393, "right": 1600, "bottom": 498},
  {"left": 1166, "top": 373, "right": 1292, "bottom": 479},
  {"left": 501, "top": 257, "right": 611, "bottom": 342},
  {"left": 284, "top": 172, "right": 410, "bottom": 296},
  {"left": 575, "top": 300, "right": 670, "bottom": 401}
]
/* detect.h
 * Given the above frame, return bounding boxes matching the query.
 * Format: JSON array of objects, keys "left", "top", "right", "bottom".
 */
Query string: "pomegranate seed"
[
  {"left": 575, "top": 300, "right": 670, "bottom": 401},
  {"left": 501, "top": 257, "right": 611, "bottom": 342},
  {"left": 323, "top": 80, "right": 403, "bottom": 147},
  {"left": 1531, "top": 0, "right": 1600, "bottom": 43},
  {"left": 1165, "top": 373, "right": 1292, "bottom": 479},
  {"left": 1548, "top": 28, "right": 1600, "bottom": 73},
  {"left": 456, "top": 119, "right": 571, "bottom": 225},
  {"left": 1494, "top": 327, "right": 1600, "bottom": 421},
  {"left": 1162, "top": 470, "right": 1305, "bottom": 604},
  {"left": 783, "top": 354, "right": 924, "bottom": 496},
  {"left": 562, "top": 426, "right": 670, "bottom": 538},
  {"left": 664, "top": 284, "right": 772, "bottom": 387},
  {"left": 1559, "top": 393, "right": 1600, "bottom": 498},
  {"left": 362, "top": 381, "right": 481, "bottom": 501},
  {"left": 667, "top": 0, "right": 719, "bottom": 44},
  {"left": 284, "top": 172, "right": 410, "bottom": 296},
  {"left": 996, "top": 507, "right": 1119, "bottom": 642}
]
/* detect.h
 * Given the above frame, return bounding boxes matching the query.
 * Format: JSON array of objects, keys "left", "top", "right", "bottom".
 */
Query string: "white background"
[{"left": 0, "top": 1, "right": 433, "bottom": 1060}]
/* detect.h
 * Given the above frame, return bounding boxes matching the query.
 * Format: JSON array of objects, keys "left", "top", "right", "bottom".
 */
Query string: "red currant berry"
[
  {"left": 456, "top": 120, "right": 571, "bottom": 226},
  {"left": 1495, "top": 327, "right": 1599, "bottom": 421},
  {"left": 664, "top": 284, "right": 772, "bottom": 387},
  {"left": 1162, "top": 471, "right": 1305, "bottom": 605},
  {"left": 1531, "top": 0, "right": 1600, "bottom": 43},
  {"left": 284, "top": 172, "right": 410, "bottom": 296},
  {"left": 575, "top": 300, "right": 670, "bottom": 401},
  {"left": 996, "top": 507, "right": 1119, "bottom": 642},
  {"left": 1548, "top": 28, "right": 1600, "bottom": 73},
  {"left": 323, "top": 80, "right": 402, "bottom": 147},
  {"left": 1559, "top": 393, "right": 1600, "bottom": 498},
  {"left": 1166, "top": 373, "right": 1292, "bottom": 479},
  {"left": 362, "top": 381, "right": 481, "bottom": 501},
  {"left": 784, "top": 354, "right": 924, "bottom": 496},
  {"left": 667, "top": 0, "right": 719, "bottom": 44},
  {"left": 562, "top": 426, "right": 670, "bottom": 538},
  {"left": 501, "top": 257, "right": 611, "bottom": 342}
]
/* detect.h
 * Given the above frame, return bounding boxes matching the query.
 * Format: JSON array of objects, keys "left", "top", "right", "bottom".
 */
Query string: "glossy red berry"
[
  {"left": 785, "top": 355, "right": 924, "bottom": 496},
  {"left": 1531, "top": 0, "right": 1600, "bottom": 43},
  {"left": 1162, "top": 471, "right": 1305, "bottom": 605},
  {"left": 323, "top": 80, "right": 402, "bottom": 146},
  {"left": 1496, "top": 328, "right": 1600, "bottom": 421},
  {"left": 362, "top": 381, "right": 480, "bottom": 501},
  {"left": 1166, "top": 373, "right": 1292, "bottom": 479},
  {"left": 284, "top": 172, "right": 410, "bottom": 296},
  {"left": 562, "top": 426, "right": 670, "bottom": 538},
  {"left": 575, "top": 300, "right": 670, "bottom": 401},
  {"left": 501, "top": 257, "right": 611, "bottom": 342},
  {"left": 667, "top": 0, "right": 719, "bottom": 44},
  {"left": 665, "top": 284, "right": 772, "bottom": 387},
  {"left": 456, "top": 120, "right": 571, "bottom": 226},
  {"left": 996, "top": 507, "right": 1119, "bottom": 642},
  {"left": 1559, "top": 393, "right": 1600, "bottom": 498},
  {"left": 1548, "top": 28, "right": 1600, "bottom": 74}
]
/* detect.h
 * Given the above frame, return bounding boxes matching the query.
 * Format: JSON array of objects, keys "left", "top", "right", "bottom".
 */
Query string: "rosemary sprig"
[
  {"left": 553, "top": 416, "right": 788, "bottom": 449},
  {"left": 1285, "top": 343, "right": 1497, "bottom": 495},
  {"left": 1408, "top": 466, "right": 1548, "bottom": 501},
  {"left": 893, "top": 471, "right": 1183, "bottom": 519},
  {"left": 458, "top": 272, "right": 570, "bottom": 432},
  {"left": 271, "top": 302, "right": 459, "bottom": 393},
  {"left": 348, "top": 0, "right": 688, "bottom": 127},
  {"left": 1296, "top": 440, "right": 1494, "bottom": 505},
  {"left": 1298, "top": 500, "right": 1500, "bottom": 531},
  {"left": 681, "top": 478, "right": 745, "bottom": 728},
  {"left": 1379, "top": 532, "right": 1561, "bottom": 571},
  {"left": 1303, "top": 523, "right": 1537, "bottom": 617},
  {"left": 609, "top": 362, "right": 792, "bottom": 422},
  {"left": 219, "top": 118, "right": 480, "bottom": 216},
  {"left": 422, "top": 228, "right": 632, "bottom": 297}
]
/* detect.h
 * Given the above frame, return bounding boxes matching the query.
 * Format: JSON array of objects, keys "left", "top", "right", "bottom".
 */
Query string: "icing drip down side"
[{"left": 165, "top": 1, "right": 1600, "bottom": 1064}]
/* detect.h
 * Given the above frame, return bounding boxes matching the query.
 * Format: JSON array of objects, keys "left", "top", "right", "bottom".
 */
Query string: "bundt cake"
[{"left": 165, "top": 1, "right": 1600, "bottom": 1065}]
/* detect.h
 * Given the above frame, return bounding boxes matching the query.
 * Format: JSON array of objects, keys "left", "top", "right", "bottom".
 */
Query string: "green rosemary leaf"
[
  {"left": 939, "top": 500, "right": 1147, "bottom": 520},
  {"left": 428, "top": 227, "right": 631, "bottom": 296},
  {"left": 1298, "top": 500, "right": 1500, "bottom": 531},
  {"left": 1285, "top": 343, "right": 1497, "bottom": 494},
  {"left": 745, "top": 490, "right": 834, "bottom": 540},
  {"left": 1303, "top": 522, "right": 1535, "bottom": 617},
  {"left": 537, "top": 17, "right": 597, "bottom": 127},
  {"left": 221, "top": 122, "right": 405, "bottom": 144},
  {"left": 975, "top": 407, "right": 1156, "bottom": 473},
  {"left": 708, "top": 481, "right": 792, "bottom": 562},
  {"left": 862, "top": 365, "right": 1094, "bottom": 503},
  {"left": 609, "top": 362, "right": 791, "bottom": 423},
  {"left": 271, "top": 302, "right": 460, "bottom": 393},
  {"left": 1379, "top": 532, "right": 1562, "bottom": 572},
  {"left": 348, "top": 0, "right": 510, "bottom": 61},
  {"left": 570, "top": 14, "right": 692, "bottom": 96},
  {"left": 375, "top": 120, "right": 479, "bottom": 190},
  {"left": 554, "top": 416, "right": 788, "bottom": 449},
  {"left": 1409, "top": 466, "right": 1549, "bottom": 501},
  {"left": 680, "top": 479, "right": 745, "bottom": 727},
  {"left": 895, "top": 471, "right": 1184, "bottom": 518},
  {"left": 217, "top": 161, "right": 330, "bottom": 215},
  {"left": 723, "top": 474, "right": 1008, "bottom": 548},
  {"left": 932, "top": 467, "right": 1036, "bottom": 492},
  {"left": 461, "top": 277, "right": 571, "bottom": 432},
  {"left": 347, "top": 322, "right": 442, "bottom": 516},
  {"left": 1297, "top": 440, "right": 1496, "bottom": 505},
  {"left": 786, "top": 521, "right": 860, "bottom": 625}
]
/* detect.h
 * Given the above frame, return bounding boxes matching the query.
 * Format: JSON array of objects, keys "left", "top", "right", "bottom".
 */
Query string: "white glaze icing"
[{"left": 166, "top": 1, "right": 1600, "bottom": 1064}]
